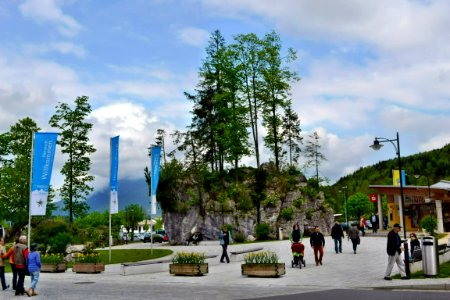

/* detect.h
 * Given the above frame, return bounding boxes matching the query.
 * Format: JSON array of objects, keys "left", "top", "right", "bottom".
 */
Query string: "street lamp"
[
  {"left": 339, "top": 186, "right": 349, "bottom": 227},
  {"left": 370, "top": 131, "right": 410, "bottom": 276}
]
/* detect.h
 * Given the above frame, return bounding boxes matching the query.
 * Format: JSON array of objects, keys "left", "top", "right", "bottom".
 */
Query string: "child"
[
  {"left": 291, "top": 241, "right": 305, "bottom": 266},
  {"left": 26, "top": 243, "right": 41, "bottom": 297}
]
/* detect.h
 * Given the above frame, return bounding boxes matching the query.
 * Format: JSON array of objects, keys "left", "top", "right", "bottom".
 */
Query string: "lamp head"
[{"left": 370, "top": 138, "right": 383, "bottom": 151}]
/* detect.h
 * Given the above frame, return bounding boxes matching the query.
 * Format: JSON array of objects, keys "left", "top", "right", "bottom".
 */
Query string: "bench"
[
  {"left": 229, "top": 247, "right": 264, "bottom": 262},
  {"left": 120, "top": 254, "right": 218, "bottom": 276},
  {"left": 438, "top": 243, "right": 448, "bottom": 255}
]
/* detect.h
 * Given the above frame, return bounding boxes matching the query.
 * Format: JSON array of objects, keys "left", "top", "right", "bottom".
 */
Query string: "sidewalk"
[{"left": 30, "top": 235, "right": 449, "bottom": 299}]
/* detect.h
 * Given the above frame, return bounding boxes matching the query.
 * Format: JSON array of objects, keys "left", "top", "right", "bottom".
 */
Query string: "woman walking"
[
  {"left": 348, "top": 223, "right": 360, "bottom": 254},
  {"left": 26, "top": 243, "right": 41, "bottom": 297},
  {"left": 218, "top": 225, "right": 232, "bottom": 263}
]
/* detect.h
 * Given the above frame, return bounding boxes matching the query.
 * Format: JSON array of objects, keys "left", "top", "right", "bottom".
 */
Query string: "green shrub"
[
  {"left": 280, "top": 207, "right": 294, "bottom": 220},
  {"left": 255, "top": 223, "right": 270, "bottom": 240},
  {"left": 48, "top": 232, "right": 71, "bottom": 254},
  {"left": 420, "top": 215, "right": 437, "bottom": 235},
  {"left": 172, "top": 251, "right": 206, "bottom": 264},
  {"left": 293, "top": 197, "right": 305, "bottom": 209},
  {"left": 233, "top": 231, "right": 246, "bottom": 243},
  {"left": 244, "top": 251, "right": 279, "bottom": 264}
]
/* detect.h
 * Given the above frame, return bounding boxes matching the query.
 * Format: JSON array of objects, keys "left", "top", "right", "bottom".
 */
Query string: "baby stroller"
[{"left": 291, "top": 241, "right": 306, "bottom": 268}]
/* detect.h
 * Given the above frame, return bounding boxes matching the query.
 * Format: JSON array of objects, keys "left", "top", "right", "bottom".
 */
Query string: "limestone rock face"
[{"left": 163, "top": 188, "right": 334, "bottom": 243}]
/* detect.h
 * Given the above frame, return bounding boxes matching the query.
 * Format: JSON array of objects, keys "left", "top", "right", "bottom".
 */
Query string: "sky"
[{"left": 1, "top": 0, "right": 449, "bottom": 193}]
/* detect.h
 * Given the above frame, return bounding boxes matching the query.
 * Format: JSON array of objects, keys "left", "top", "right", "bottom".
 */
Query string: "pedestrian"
[
  {"left": 331, "top": 221, "right": 344, "bottom": 254},
  {"left": 218, "top": 225, "right": 232, "bottom": 263},
  {"left": 348, "top": 223, "right": 360, "bottom": 254},
  {"left": 26, "top": 243, "right": 40, "bottom": 297},
  {"left": 359, "top": 215, "right": 367, "bottom": 236},
  {"left": 384, "top": 223, "right": 409, "bottom": 280},
  {"left": 289, "top": 223, "right": 302, "bottom": 243},
  {"left": 0, "top": 238, "right": 10, "bottom": 291},
  {"left": 310, "top": 226, "right": 325, "bottom": 266},
  {"left": 371, "top": 213, "right": 379, "bottom": 233},
  {"left": 2, "top": 237, "right": 19, "bottom": 291},
  {"left": 101, "top": 234, "right": 106, "bottom": 248},
  {"left": 409, "top": 233, "right": 421, "bottom": 261},
  {"left": 13, "top": 235, "right": 28, "bottom": 296}
]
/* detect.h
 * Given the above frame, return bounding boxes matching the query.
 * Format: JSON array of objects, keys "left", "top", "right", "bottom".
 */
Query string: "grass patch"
[
  {"left": 4, "top": 248, "right": 172, "bottom": 272},
  {"left": 96, "top": 249, "right": 172, "bottom": 265},
  {"left": 393, "top": 260, "right": 450, "bottom": 279}
]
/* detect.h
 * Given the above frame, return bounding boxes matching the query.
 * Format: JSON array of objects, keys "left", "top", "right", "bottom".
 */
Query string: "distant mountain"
[{"left": 53, "top": 178, "right": 161, "bottom": 216}]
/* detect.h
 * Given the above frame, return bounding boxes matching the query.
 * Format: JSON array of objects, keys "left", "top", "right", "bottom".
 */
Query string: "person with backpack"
[{"left": 13, "top": 236, "right": 28, "bottom": 296}]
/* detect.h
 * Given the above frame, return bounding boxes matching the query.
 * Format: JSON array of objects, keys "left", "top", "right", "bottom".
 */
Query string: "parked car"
[{"left": 141, "top": 232, "right": 163, "bottom": 243}]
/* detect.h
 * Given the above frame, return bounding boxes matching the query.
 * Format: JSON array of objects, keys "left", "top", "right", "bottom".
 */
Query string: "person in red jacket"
[
  {"left": 13, "top": 236, "right": 28, "bottom": 296},
  {"left": 2, "top": 237, "right": 19, "bottom": 291}
]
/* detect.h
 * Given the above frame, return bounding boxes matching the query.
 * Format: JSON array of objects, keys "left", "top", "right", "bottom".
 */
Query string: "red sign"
[{"left": 370, "top": 194, "right": 377, "bottom": 203}]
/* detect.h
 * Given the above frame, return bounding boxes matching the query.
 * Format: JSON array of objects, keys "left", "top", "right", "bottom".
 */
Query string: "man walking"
[
  {"left": 384, "top": 223, "right": 409, "bottom": 280},
  {"left": 310, "top": 226, "right": 325, "bottom": 266},
  {"left": 331, "top": 221, "right": 344, "bottom": 254}
]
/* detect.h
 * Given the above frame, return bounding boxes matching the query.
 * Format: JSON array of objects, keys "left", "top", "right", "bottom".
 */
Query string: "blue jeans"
[
  {"left": 333, "top": 238, "right": 342, "bottom": 253},
  {"left": 30, "top": 271, "right": 40, "bottom": 289}
]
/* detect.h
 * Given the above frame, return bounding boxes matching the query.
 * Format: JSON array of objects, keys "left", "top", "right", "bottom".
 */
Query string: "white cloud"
[
  {"left": 24, "top": 42, "right": 86, "bottom": 58},
  {"left": 202, "top": 0, "right": 450, "bottom": 52},
  {"left": 19, "top": 0, "right": 83, "bottom": 37},
  {"left": 177, "top": 27, "right": 210, "bottom": 47}
]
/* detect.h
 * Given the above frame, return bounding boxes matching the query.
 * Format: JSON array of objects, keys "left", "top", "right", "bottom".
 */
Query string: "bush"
[
  {"left": 233, "top": 231, "right": 246, "bottom": 243},
  {"left": 420, "top": 215, "right": 437, "bottom": 235},
  {"left": 255, "top": 223, "right": 270, "bottom": 241},
  {"left": 280, "top": 207, "right": 294, "bottom": 220},
  {"left": 48, "top": 232, "right": 71, "bottom": 255}
]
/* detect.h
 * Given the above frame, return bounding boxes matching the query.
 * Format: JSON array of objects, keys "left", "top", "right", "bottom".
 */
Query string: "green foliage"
[
  {"left": 48, "top": 232, "right": 71, "bottom": 255},
  {"left": 346, "top": 192, "right": 373, "bottom": 219},
  {"left": 262, "top": 192, "right": 279, "bottom": 208},
  {"left": 280, "top": 207, "right": 294, "bottom": 220},
  {"left": 171, "top": 251, "right": 206, "bottom": 264},
  {"left": 49, "top": 95, "right": 96, "bottom": 223},
  {"left": 293, "top": 196, "right": 306, "bottom": 209},
  {"left": 122, "top": 204, "right": 145, "bottom": 238},
  {"left": 420, "top": 215, "right": 437, "bottom": 235},
  {"left": 33, "top": 218, "right": 69, "bottom": 254},
  {"left": 244, "top": 251, "right": 279, "bottom": 264},
  {"left": 0, "top": 118, "right": 42, "bottom": 233},
  {"left": 255, "top": 223, "right": 270, "bottom": 240},
  {"left": 41, "top": 253, "right": 65, "bottom": 264},
  {"left": 305, "top": 208, "right": 314, "bottom": 220},
  {"left": 233, "top": 231, "right": 246, "bottom": 243}
]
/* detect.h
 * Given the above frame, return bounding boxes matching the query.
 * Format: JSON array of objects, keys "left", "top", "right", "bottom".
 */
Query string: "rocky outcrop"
[{"left": 163, "top": 185, "right": 335, "bottom": 243}]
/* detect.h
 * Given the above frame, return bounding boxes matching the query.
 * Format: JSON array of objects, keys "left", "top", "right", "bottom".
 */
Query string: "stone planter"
[
  {"left": 72, "top": 263, "right": 105, "bottom": 274},
  {"left": 41, "top": 263, "right": 67, "bottom": 273},
  {"left": 241, "top": 263, "right": 286, "bottom": 278},
  {"left": 169, "top": 263, "right": 208, "bottom": 276}
]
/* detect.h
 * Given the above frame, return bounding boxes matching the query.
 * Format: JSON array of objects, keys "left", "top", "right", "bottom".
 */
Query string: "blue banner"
[
  {"left": 151, "top": 145, "right": 161, "bottom": 214},
  {"left": 110, "top": 136, "right": 119, "bottom": 214},
  {"left": 30, "top": 132, "right": 58, "bottom": 215}
]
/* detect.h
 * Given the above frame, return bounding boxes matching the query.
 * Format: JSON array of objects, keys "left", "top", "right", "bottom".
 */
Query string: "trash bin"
[
  {"left": 278, "top": 227, "right": 283, "bottom": 241},
  {"left": 422, "top": 236, "right": 439, "bottom": 277}
]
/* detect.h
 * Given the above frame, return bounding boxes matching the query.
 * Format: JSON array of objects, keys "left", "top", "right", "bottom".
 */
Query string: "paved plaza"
[{"left": 1, "top": 234, "right": 449, "bottom": 299}]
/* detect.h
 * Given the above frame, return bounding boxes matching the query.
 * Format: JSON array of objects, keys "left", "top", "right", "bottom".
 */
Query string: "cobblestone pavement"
[{"left": 1, "top": 234, "right": 449, "bottom": 299}]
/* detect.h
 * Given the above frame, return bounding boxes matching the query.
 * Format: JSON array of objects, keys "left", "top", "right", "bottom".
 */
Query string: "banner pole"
[
  {"left": 109, "top": 137, "right": 112, "bottom": 263},
  {"left": 27, "top": 132, "right": 36, "bottom": 249}
]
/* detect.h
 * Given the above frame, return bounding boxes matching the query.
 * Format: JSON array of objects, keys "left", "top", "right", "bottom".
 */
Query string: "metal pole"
[
  {"left": 27, "top": 132, "right": 35, "bottom": 249},
  {"left": 109, "top": 137, "right": 112, "bottom": 263},
  {"left": 396, "top": 132, "right": 410, "bottom": 277}
]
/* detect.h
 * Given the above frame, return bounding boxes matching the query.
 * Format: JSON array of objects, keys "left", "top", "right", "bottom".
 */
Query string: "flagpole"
[
  {"left": 27, "top": 132, "right": 36, "bottom": 249},
  {"left": 150, "top": 145, "right": 153, "bottom": 253},
  {"left": 109, "top": 137, "right": 112, "bottom": 263}
]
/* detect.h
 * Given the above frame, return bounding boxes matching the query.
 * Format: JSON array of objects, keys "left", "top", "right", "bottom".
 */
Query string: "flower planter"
[
  {"left": 241, "top": 263, "right": 286, "bottom": 278},
  {"left": 41, "top": 263, "right": 67, "bottom": 273},
  {"left": 169, "top": 263, "right": 208, "bottom": 276},
  {"left": 72, "top": 263, "right": 105, "bottom": 274}
]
